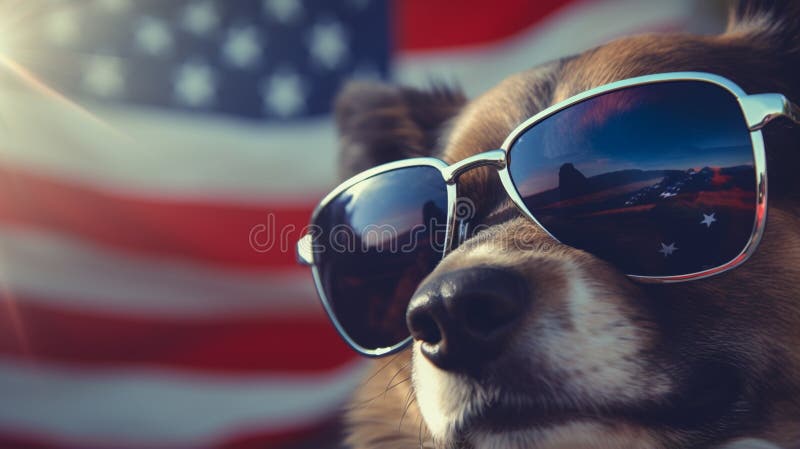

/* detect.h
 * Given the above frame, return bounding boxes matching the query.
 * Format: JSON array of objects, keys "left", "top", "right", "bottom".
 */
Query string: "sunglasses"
[{"left": 296, "top": 72, "right": 800, "bottom": 357}]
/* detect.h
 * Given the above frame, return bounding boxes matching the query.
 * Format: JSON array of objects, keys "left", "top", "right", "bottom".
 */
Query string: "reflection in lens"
[
  {"left": 509, "top": 81, "right": 756, "bottom": 277},
  {"left": 314, "top": 166, "right": 448, "bottom": 351}
]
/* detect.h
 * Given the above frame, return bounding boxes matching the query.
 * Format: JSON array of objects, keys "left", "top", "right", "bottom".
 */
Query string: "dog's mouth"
[{"left": 454, "top": 362, "right": 744, "bottom": 436}]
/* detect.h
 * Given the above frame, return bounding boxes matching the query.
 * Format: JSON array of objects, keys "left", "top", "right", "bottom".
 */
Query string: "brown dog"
[{"left": 332, "top": 1, "right": 800, "bottom": 448}]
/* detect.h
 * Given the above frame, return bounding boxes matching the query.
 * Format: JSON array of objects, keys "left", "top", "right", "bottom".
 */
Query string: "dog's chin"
[
  {"left": 420, "top": 389, "right": 657, "bottom": 449},
  {"left": 412, "top": 362, "right": 637, "bottom": 449},
  {"left": 414, "top": 351, "right": 745, "bottom": 449},
  {"left": 431, "top": 403, "right": 661, "bottom": 449}
]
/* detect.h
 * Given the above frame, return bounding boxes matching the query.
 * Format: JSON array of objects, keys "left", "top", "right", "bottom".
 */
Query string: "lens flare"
[
  {"left": 0, "top": 2, "right": 129, "bottom": 137},
  {"left": 0, "top": 1, "right": 134, "bottom": 356}
]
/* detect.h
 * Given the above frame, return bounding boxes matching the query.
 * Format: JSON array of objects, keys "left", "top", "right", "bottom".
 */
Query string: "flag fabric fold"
[{"left": 0, "top": 1, "right": 714, "bottom": 447}]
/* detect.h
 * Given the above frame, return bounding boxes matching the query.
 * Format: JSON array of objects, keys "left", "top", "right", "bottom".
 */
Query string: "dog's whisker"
[
  {"left": 360, "top": 353, "right": 403, "bottom": 387},
  {"left": 385, "top": 376, "right": 411, "bottom": 391},
  {"left": 418, "top": 413, "right": 426, "bottom": 449},
  {"left": 383, "top": 361, "right": 411, "bottom": 397},
  {"left": 349, "top": 357, "right": 411, "bottom": 407},
  {"left": 351, "top": 376, "right": 412, "bottom": 407},
  {"left": 397, "top": 389, "right": 416, "bottom": 430}
]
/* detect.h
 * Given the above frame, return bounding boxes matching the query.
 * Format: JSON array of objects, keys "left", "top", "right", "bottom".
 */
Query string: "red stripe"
[
  {"left": 0, "top": 165, "right": 316, "bottom": 270},
  {"left": 0, "top": 434, "right": 67, "bottom": 449},
  {"left": 396, "top": 0, "right": 581, "bottom": 52},
  {"left": 0, "top": 433, "right": 55, "bottom": 449},
  {"left": 0, "top": 299, "right": 356, "bottom": 373}
]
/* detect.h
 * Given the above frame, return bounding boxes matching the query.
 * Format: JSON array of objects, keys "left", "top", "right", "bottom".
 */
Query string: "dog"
[{"left": 331, "top": 1, "right": 800, "bottom": 448}]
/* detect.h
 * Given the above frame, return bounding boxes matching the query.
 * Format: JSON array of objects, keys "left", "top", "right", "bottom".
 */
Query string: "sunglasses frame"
[{"left": 297, "top": 71, "right": 800, "bottom": 357}]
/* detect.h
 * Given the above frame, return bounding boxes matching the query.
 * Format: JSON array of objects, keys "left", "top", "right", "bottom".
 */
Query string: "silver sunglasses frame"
[{"left": 297, "top": 71, "right": 800, "bottom": 357}]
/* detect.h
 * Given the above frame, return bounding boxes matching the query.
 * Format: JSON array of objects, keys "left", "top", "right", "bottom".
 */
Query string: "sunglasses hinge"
[
  {"left": 296, "top": 234, "right": 314, "bottom": 265},
  {"left": 740, "top": 93, "right": 798, "bottom": 131}
]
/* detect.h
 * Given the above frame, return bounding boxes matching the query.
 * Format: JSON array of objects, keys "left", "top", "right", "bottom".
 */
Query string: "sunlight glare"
[{"left": 0, "top": 17, "right": 9, "bottom": 58}]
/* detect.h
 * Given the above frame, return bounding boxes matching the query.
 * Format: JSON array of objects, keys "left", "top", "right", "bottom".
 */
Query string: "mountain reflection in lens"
[
  {"left": 314, "top": 166, "right": 449, "bottom": 351},
  {"left": 508, "top": 81, "right": 756, "bottom": 277}
]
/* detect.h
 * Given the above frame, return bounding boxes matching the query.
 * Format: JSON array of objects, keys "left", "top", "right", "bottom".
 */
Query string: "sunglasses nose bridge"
[{"left": 442, "top": 149, "right": 507, "bottom": 184}]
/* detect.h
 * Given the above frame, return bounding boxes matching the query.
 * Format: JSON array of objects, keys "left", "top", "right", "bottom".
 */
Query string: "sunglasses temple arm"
[
  {"left": 742, "top": 93, "right": 800, "bottom": 130},
  {"left": 786, "top": 99, "right": 800, "bottom": 126}
]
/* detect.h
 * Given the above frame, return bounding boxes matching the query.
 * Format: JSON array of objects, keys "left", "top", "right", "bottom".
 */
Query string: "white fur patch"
[
  {"left": 534, "top": 262, "right": 671, "bottom": 402},
  {"left": 413, "top": 344, "right": 513, "bottom": 446},
  {"left": 412, "top": 344, "right": 493, "bottom": 441}
]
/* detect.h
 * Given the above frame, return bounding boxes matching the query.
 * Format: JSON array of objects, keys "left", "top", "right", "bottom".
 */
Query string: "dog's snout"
[{"left": 406, "top": 266, "right": 529, "bottom": 372}]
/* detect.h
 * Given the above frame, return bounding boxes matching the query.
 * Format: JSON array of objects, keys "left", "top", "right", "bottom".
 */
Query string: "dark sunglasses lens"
[
  {"left": 314, "top": 166, "right": 449, "bottom": 352},
  {"left": 509, "top": 81, "right": 756, "bottom": 277}
]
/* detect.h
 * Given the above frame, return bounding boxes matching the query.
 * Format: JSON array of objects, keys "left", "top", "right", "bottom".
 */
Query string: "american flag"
[{"left": 0, "top": 1, "right": 719, "bottom": 448}]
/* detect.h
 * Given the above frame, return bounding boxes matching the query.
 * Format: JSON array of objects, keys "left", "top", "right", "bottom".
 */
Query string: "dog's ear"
[
  {"left": 723, "top": 0, "right": 800, "bottom": 90},
  {"left": 333, "top": 81, "right": 466, "bottom": 180},
  {"left": 726, "top": 0, "right": 800, "bottom": 44},
  {"left": 725, "top": 0, "right": 800, "bottom": 199}
]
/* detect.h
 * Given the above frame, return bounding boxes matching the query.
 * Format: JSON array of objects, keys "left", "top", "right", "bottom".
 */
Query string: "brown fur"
[{"left": 335, "top": 2, "right": 800, "bottom": 448}]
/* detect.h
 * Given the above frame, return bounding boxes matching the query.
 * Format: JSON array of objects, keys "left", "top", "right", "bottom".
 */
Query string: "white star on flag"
[
  {"left": 263, "top": 0, "right": 303, "bottom": 23},
  {"left": 95, "top": 0, "right": 131, "bottom": 13},
  {"left": 658, "top": 242, "right": 678, "bottom": 257},
  {"left": 45, "top": 8, "right": 80, "bottom": 46},
  {"left": 701, "top": 213, "right": 717, "bottom": 228},
  {"left": 174, "top": 62, "right": 216, "bottom": 107},
  {"left": 223, "top": 26, "right": 262, "bottom": 69},
  {"left": 135, "top": 18, "right": 174, "bottom": 56},
  {"left": 83, "top": 55, "right": 125, "bottom": 97},
  {"left": 309, "top": 20, "right": 348, "bottom": 69},
  {"left": 262, "top": 70, "right": 306, "bottom": 117},
  {"left": 182, "top": 1, "right": 219, "bottom": 35}
]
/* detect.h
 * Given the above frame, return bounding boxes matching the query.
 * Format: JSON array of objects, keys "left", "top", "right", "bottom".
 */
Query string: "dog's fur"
[{"left": 333, "top": 2, "right": 800, "bottom": 448}]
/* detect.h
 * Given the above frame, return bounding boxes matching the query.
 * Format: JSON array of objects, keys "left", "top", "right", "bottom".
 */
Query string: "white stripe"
[
  {"left": 0, "top": 88, "right": 338, "bottom": 204},
  {"left": 395, "top": 0, "right": 715, "bottom": 97},
  {"left": 0, "top": 358, "right": 365, "bottom": 448},
  {"left": 0, "top": 226, "right": 318, "bottom": 317}
]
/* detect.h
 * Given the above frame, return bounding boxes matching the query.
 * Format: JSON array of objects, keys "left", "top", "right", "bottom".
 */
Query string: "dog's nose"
[{"left": 406, "top": 266, "right": 529, "bottom": 372}]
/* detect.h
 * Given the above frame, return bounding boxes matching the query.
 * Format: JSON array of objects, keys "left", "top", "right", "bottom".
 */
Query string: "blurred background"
[{"left": 0, "top": 0, "right": 728, "bottom": 448}]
